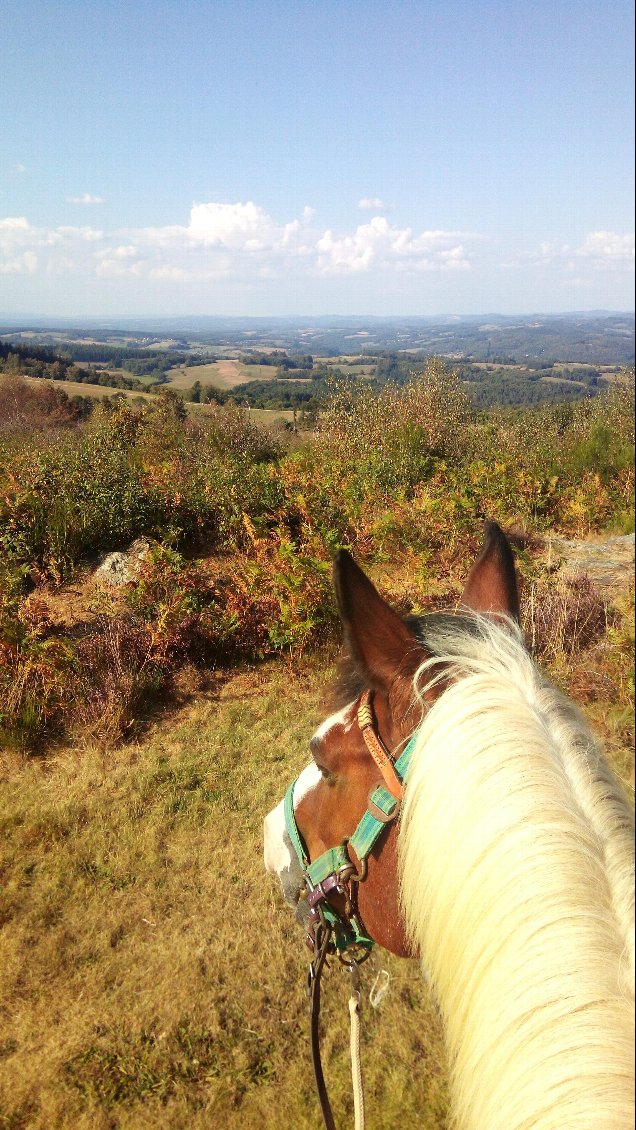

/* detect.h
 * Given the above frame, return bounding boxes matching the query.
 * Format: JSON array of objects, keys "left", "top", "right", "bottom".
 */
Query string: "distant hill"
[{"left": 1, "top": 312, "right": 634, "bottom": 365}]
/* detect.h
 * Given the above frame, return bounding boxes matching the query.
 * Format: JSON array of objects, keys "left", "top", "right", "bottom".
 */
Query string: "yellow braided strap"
[{"left": 357, "top": 702, "right": 374, "bottom": 729}]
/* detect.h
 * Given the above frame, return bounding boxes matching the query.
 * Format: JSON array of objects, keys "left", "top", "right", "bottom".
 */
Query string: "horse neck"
[{"left": 399, "top": 623, "right": 635, "bottom": 1130}]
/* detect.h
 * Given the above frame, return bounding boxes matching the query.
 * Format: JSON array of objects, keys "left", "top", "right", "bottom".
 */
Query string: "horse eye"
[{"left": 314, "top": 760, "right": 336, "bottom": 785}]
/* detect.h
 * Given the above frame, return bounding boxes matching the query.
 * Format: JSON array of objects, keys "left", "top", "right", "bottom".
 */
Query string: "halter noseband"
[{"left": 284, "top": 689, "right": 416, "bottom": 959}]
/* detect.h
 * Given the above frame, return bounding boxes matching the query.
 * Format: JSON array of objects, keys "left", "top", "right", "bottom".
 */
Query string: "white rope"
[{"left": 349, "top": 988, "right": 365, "bottom": 1130}]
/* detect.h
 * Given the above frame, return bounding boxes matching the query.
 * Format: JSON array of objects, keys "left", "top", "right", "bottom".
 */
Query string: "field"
[
  {"left": 20, "top": 376, "right": 294, "bottom": 424},
  {"left": 165, "top": 361, "right": 284, "bottom": 391},
  {"left": 23, "top": 375, "right": 158, "bottom": 403}
]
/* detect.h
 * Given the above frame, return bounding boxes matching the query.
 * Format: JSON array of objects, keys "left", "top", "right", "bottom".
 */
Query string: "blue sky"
[{"left": 1, "top": 0, "right": 634, "bottom": 318}]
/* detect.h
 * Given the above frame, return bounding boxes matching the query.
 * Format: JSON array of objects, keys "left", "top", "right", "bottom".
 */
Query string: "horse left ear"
[
  {"left": 460, "top": 520, "right": 520, "bottom": 622},
  {"left": 333, "top": 550, "right": 428, "bottom": 692}
]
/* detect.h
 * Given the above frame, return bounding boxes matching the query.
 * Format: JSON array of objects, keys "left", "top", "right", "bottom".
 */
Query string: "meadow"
[
  {"left": 165, "top": 361, "right": 276, "bottom": 392},
  {"left": 0, "top": 359, "right": 634, "bottom": 1128}
]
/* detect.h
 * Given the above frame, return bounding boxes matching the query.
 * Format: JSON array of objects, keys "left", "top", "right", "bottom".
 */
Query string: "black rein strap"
[{"left": 307, "top": 917, "right": 337, "bottom": 1130}]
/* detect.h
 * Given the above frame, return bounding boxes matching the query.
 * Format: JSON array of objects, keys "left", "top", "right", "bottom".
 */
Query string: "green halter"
[{"left": 283, "top": 730, "right": 417, "bottom": 956}]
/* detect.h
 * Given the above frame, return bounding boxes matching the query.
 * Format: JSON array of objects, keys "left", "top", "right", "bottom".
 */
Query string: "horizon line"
[{"left": 1, "top": 309, "right": 634, "bottom": 326}]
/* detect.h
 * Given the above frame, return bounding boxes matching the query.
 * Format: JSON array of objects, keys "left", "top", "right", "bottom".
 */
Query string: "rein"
[{"left": 284, "top": 691, "right": 416, "bottom": 1130}]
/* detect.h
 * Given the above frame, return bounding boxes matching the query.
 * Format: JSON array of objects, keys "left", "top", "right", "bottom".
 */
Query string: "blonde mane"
[{"left": 399, "top": 616, "right": 635, "bottom": 1130}]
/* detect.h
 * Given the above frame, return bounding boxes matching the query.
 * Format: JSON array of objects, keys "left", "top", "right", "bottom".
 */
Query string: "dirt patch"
[{"left": 23, "top": 572, "right": 128, "bottom": 633}]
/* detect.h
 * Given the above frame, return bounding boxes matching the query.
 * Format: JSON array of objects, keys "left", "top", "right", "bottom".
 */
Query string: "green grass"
[{"left": 0, "top": 656, "right": 449, "bottom": 1130}]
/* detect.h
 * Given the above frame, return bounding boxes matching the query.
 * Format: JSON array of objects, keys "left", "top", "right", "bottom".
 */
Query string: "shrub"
[
  {"left": 0, "top": 584, "right": 76, "bottom": 749},
  {"left": 522, "top": 574, "right": 611, "bottom": 665}
]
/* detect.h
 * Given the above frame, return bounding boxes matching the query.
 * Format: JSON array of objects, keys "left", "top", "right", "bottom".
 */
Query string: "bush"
[
  {"left": 522, "top": 574, "right": 611, "bottom": 665},
  {"left": 1, "top": 361, "right": 633, "bottom": 752}
]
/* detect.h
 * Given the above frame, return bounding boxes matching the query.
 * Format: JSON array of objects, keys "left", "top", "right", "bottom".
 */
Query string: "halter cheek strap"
[{"left": 357, "top": 690, "right": 404, "bottom": 800}]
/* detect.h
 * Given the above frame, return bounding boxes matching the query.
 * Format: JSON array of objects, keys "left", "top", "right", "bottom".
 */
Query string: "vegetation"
[
  {"left": 0, "top": 352, "right": 633, "bottom": 1128},
  {"left": 1, "top": 359, "right": 633, "bottom": 752}
]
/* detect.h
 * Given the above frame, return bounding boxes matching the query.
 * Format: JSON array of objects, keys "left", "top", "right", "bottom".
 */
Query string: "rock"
[
  {"left": 96, "top": 538, "right": 150, "bottom": 586},
  {"left": 542, "top": 533, "right": 635, "bottom": 596}
]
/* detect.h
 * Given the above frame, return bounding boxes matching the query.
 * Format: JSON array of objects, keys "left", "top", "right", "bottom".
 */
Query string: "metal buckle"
[{"left": 367, "top": 788, "right": 399, "bottom": 824}]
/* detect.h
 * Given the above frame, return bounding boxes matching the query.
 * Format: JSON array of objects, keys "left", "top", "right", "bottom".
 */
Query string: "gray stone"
[{"left": 96, "top": 538, "right": 150, "bottom": 586}]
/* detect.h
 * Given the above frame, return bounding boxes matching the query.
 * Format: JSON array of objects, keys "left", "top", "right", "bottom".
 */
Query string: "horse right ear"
[
  {"left": 460, "top": 520, "right": 521, "bottom": 623},
  {"left": 333, "top": 550, "right": 427, "bottom": 692}
]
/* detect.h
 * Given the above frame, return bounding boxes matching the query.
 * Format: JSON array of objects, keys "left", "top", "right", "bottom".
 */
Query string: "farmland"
[{"left": 165, "top": 360, "right": 278, "bottom": 390}]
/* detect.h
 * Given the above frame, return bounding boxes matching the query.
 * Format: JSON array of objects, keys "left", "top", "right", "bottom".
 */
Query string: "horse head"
[{"left": 264, "top": 521, "right": 520, "bottom": 955}]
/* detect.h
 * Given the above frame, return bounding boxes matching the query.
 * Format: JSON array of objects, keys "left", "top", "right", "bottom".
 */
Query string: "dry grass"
[
  {"left": 166, "top": 362, "right": 276, "bottom": 391},
  {"left": 521, "top": 577, "right": 635, "bottom": 791},
  {"left": 0, "top": 657, "right": 449, "bottom": 1130},
  {"left": 22, "top": 376, "right": 158, "bottom": 404}
]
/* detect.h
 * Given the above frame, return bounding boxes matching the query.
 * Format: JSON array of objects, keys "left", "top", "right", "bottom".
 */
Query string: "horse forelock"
[
  {"left": 397, "top": 613, "right": 635, "bottom": 1130},
  {"left": 326, "top": 653, "right": 367, "bottom": 715},
  {"left": 328, "top": 609, "right": 460, "bottom": 713}
]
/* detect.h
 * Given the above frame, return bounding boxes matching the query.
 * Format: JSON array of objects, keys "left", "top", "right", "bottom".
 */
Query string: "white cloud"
[
  {"left": 0, "top": 218, "right": 37, "bottom": 273},
  {"left": 185, "top": 200, "right": 312, "bottom": 254},
  {"left": 57, "top": 226, "right": 104, "bottom": 242},
  {"left": 0, "top": 216, "right": 105, "bottom": 276},
  {"left": 96, "top": 258, "right": 142, "bottom": 279},
  {"left": 66, "top": 193, "right": 106, "bottom": 205},
  {"left": 15, "top": 163, "right": 27, "bottom": 174},
  {"left": 102, "top": 243, "right": 138, "bottom": 259},
  {"left": 357, "top": 197, "right": 391, "bottom": 211},
  {"left": 0, "top": 250, "right": 38, "bottom": 274},
  {"left": 531, "top": 231, "right": 634, "bottom": 270},
  {"left": 0, "top": 216, "right": 32, "bottom": 232},
  {"left": 577, "top": 230, "right": 634, "bottom": 266},
  {"left": 316, "top": 217, "right": 474, "bottom": 274},
  {"left": 188, "top": 200, "right": 272, "bottom": 248}
]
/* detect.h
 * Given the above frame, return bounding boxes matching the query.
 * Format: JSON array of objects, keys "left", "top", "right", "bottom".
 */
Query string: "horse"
[{"left": 264, "top": 522, "right": 635, "bottom": 1130}]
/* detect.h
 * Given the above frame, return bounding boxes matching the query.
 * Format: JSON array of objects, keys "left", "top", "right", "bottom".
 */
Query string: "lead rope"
[
  {"left": 308, "top": 919, "right": 337, "bottom": 1130},
  {"left": 348, "top": 963, "right": 365, "bottom": 1130},
  {"left": 309, "top": 928, "right": 368, "bottom": 1130}
]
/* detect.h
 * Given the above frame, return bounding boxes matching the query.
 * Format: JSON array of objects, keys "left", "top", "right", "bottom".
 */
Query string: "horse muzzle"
[{"left": 263, "top": 799, "right": 310, "bottom": 927}]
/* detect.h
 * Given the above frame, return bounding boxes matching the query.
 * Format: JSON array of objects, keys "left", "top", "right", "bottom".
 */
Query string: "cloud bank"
[
  {"left": 0, "top": 201, "right": 632, "bottom": 309},
  {"left": 0, "top": 201, "right": 481, "bottom": 281}
]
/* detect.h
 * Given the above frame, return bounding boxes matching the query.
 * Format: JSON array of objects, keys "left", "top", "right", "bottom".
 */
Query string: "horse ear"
[
  {"left": 460, "top": 520, "right": 520, "bottom": 622},
  {"left": 333, "top": 550, "right": 427, "bottom": 691}
]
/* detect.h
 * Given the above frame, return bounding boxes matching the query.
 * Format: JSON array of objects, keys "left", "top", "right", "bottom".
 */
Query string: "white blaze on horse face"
[
  {"left": 311, "top": 701, "right": 356, "bottom": 746},
  {"left": 263, "top": 761, "right": 322, "bottom": 910}
]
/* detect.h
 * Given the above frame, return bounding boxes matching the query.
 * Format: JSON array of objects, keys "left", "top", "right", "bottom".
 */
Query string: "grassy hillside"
[
  {"left": 165, "top": 361, "right": 277, "bottom": 391},
  {"left": 0, "top": 656, "right": 450, "bottom": 1130},
  {"left": 2, "top": 581, "right": 633, "bottom": 1129}
]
